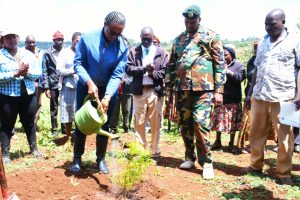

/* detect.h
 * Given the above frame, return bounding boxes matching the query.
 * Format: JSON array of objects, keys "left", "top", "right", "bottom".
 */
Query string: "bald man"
[
  {"left": 25, "top": 35, "right": 44, "bottom": 127},
  {"left": 126, "top": 26, "right": 168, "bottom": 162},
  {"left": 245, "top": 9, "right": 300, "bottom": 186}
]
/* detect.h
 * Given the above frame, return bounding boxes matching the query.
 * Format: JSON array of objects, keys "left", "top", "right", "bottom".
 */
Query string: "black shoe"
[
  {"left": 98, "top": 160, "right": 109, "bottom": 174},
  {"left": 71, "top": 158, "right": 82, "bottom": 173},
  {"left": 211, "top": 141, "right": 222, "bottom": 150},
  {"left": 279, "top": 177, "right": 294, "bottom": 186}
]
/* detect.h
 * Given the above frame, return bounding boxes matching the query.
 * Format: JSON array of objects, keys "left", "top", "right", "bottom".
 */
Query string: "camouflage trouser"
[{"left": 176, "top": 90, "right": 214, "bottom": 166}]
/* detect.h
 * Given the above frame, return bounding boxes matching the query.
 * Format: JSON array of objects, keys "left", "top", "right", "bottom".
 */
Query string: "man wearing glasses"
[
  {"left": 71, "top": 11, "right": 129, "bottom": 174},
  {"left": 126, "top": 26, "right": 168, "bottom": 163}
]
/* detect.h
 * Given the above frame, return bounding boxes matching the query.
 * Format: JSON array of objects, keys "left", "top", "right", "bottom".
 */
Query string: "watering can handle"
[
  {"left": 83, "top": 95, "right": 105, "bottom": 113},
  {"left": 95, "top": 97, "right": 105, "bottom": 113}
]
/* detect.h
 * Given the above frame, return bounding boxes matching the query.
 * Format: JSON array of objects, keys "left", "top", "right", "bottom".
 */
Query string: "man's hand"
[
  {"left": 244, "top": 96, "right": 251, "bottom": 109},
  {"left": 294, "top": 94, "right": 300, "bottom": 110},
  {"left": 213, "top": 93, "right": 223, "bottom": 106},
  {"left": 14, "top": 62, "right": 29, "bottom": 78},
  {"left": 101, "top": 95, "right": 111, "bottom": 113},
  {"left": 145, "top": 64, "right": 154, "bottom": 75},
  {"left": 86, "top": 80, "right": 98, "bottom": 99},
  {"left": 45, "top": 89, "right": 51, "bottom": 98},
  {"left": 226, "top": 68, "right": 234, "bottom": 76}
]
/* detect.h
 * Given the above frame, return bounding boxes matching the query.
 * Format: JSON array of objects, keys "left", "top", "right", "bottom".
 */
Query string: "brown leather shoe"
[
  {"left": 279, "top": 177, "right": 294, "bottom": 186},
  {"left": 243, "top": 166, "right": 263, "bottom": 175}
]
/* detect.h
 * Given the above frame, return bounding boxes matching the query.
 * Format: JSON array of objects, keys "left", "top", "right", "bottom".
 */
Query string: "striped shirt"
[{"left": 0, "top": 48, "right": 41, "bottom": 96}]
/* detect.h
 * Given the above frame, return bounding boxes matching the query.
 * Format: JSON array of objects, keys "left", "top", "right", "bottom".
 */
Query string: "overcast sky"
[{"left": 0, "top": 0, "right": 299, "bottom": 42}]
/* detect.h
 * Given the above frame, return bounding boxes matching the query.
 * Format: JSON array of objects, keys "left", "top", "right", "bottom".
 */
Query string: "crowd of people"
[{"left": 0, "top": 5, "right": 300, "bottom": 186}]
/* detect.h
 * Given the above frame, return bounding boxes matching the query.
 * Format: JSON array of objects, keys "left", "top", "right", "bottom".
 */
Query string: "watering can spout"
[{"left": 98, "top": 129, "right": 120, "bottom": 140}]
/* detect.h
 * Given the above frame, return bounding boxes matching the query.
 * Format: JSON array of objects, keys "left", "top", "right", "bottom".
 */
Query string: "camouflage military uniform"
[{"left": 166, "top": 26, "right": 226, "bottom": 166}]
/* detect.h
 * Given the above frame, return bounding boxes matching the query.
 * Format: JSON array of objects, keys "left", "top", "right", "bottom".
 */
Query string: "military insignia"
[{"left": 188, "top": 12, "right": 193, "bottom": 18}]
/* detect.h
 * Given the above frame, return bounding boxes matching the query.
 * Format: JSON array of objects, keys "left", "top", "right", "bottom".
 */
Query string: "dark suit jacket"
[{"left": 126, "top": 44, "right": 168, "bottom": 97}]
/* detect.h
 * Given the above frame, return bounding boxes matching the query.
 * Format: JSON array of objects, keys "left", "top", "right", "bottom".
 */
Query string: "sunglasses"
[{"left": 106, "top": 27, "right": 121, "bottom": 37}]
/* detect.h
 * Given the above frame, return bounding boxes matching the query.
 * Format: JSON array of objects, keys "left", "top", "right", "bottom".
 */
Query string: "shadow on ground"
[{"left": 221, "top": 185, "right": 285, "bottom": 200}]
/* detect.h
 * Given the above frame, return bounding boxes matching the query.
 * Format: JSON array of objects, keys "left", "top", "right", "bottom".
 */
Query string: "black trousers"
[
  {"left": 0, "top": 93, "right": 38, "bottom": 155},
  {"left": 109, "top": 94, "right": 132, "bottom": 131},
  {"left": 49, "top": 89, "right": 66, "bottom": 133},
  {"left": 73, "top": 85, "right": 116, "bottom": 163},
  {"left": 293, "top": 127, "right": 299, "bottom": 143}
]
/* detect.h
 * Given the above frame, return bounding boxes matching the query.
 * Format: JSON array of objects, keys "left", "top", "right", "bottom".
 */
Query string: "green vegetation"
[{"left": 112, "top": 141, "right": 153, "bottom": 190}]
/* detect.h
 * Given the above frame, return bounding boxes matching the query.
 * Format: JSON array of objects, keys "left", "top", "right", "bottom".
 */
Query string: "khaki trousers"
[
  {"left": 250, "top": 99, "right": 294, "bottom": 178},
  {"left": 133, "top": 88, "right": 163, "bottom": 155}
]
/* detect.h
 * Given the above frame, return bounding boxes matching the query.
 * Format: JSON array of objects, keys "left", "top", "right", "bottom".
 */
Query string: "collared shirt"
[
  {"left": 41, "top": 46, "right": 61, "bottom": 89},
  {"left": 0, "top": 48, "right": 41, "bottom": 96},
  {"left": 74, "top": 28, "right": 128, "bottom": 97},
  {"left": 56, "top": 47, "right": 78, "bottom": 89},
  {"left": 142, "top": 44, "right": 156, "bottom": 85},
  {"left": 24, "top": 47, "right": 44, "bottom": 86},
  {"left": 253, "top": 30, "right": 300, "bottom": 102}
]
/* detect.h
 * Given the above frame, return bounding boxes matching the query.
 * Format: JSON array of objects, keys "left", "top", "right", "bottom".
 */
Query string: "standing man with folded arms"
[{"left": 126, "top": 26, "right": 168, "bottom": 161}]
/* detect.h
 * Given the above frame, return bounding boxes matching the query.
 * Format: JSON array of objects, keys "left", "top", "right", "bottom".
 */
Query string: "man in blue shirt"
[{"left": 71, "top": 11, "right": 129, "bottom": 174}]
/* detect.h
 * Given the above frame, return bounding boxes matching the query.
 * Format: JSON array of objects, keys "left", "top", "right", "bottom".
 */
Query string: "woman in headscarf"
[{"left": 211, "top": 46, "right": 246, "bottom": 153}]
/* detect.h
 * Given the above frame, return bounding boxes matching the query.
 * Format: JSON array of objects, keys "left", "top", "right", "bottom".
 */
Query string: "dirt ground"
[{"left": 4, "top": 131, "right": 300, "bottom": 200}]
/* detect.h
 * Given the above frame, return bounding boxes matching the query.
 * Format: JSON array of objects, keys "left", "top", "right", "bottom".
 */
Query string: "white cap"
[{"left": 1, "top": 27, "right": 19, "bottom": 37}]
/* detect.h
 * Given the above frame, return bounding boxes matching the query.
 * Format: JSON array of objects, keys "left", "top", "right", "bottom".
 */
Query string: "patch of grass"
[
  {"left": 5, "top": 158, "right": 40, "bottom": 173},
  {"left": 169, "top": 192, "right": 191, "bottom": 200},
  {"left": 242, "top": 173, "right": 271, "bottom": 188},
  {"left": 112, "top": 141, "right": 152, "bottom": 190},
  {"left": 284, "top": 186, "right": 300, "bottom": 199},
  {"left": 70, "top": 177, "right": 79, "bottom": 187},
  {"left": 222, "top": 192, "right": 253, "bottom": 200},
  {"left": 153, "top": 168, "right": 164, "bottom": 177},
  {"left": 162, "top": 121, "right": 180, "bottom": 144}
]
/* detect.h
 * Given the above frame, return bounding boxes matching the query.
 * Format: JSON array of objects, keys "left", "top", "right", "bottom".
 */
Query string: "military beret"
[{"left": 182, "top": 5, "right": 201, "bottom": 19}]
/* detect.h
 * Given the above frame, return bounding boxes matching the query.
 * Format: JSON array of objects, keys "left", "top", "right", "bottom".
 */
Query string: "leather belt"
[{"left": 143, "top": 85, "right": 154, "bottom": 89}]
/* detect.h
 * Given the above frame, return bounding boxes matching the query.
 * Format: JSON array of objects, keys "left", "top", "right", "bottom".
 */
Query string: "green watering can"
[{"left": 75, "top": 96, "right": 119, "bottom": 140}]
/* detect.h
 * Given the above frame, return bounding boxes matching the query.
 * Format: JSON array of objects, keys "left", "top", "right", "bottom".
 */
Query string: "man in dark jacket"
[
  {"left": 126, "top": 26, "right": 168, "bottom": 160},
  {"left": 41, "top": 31, "right": 65, "bottom": 136}
]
